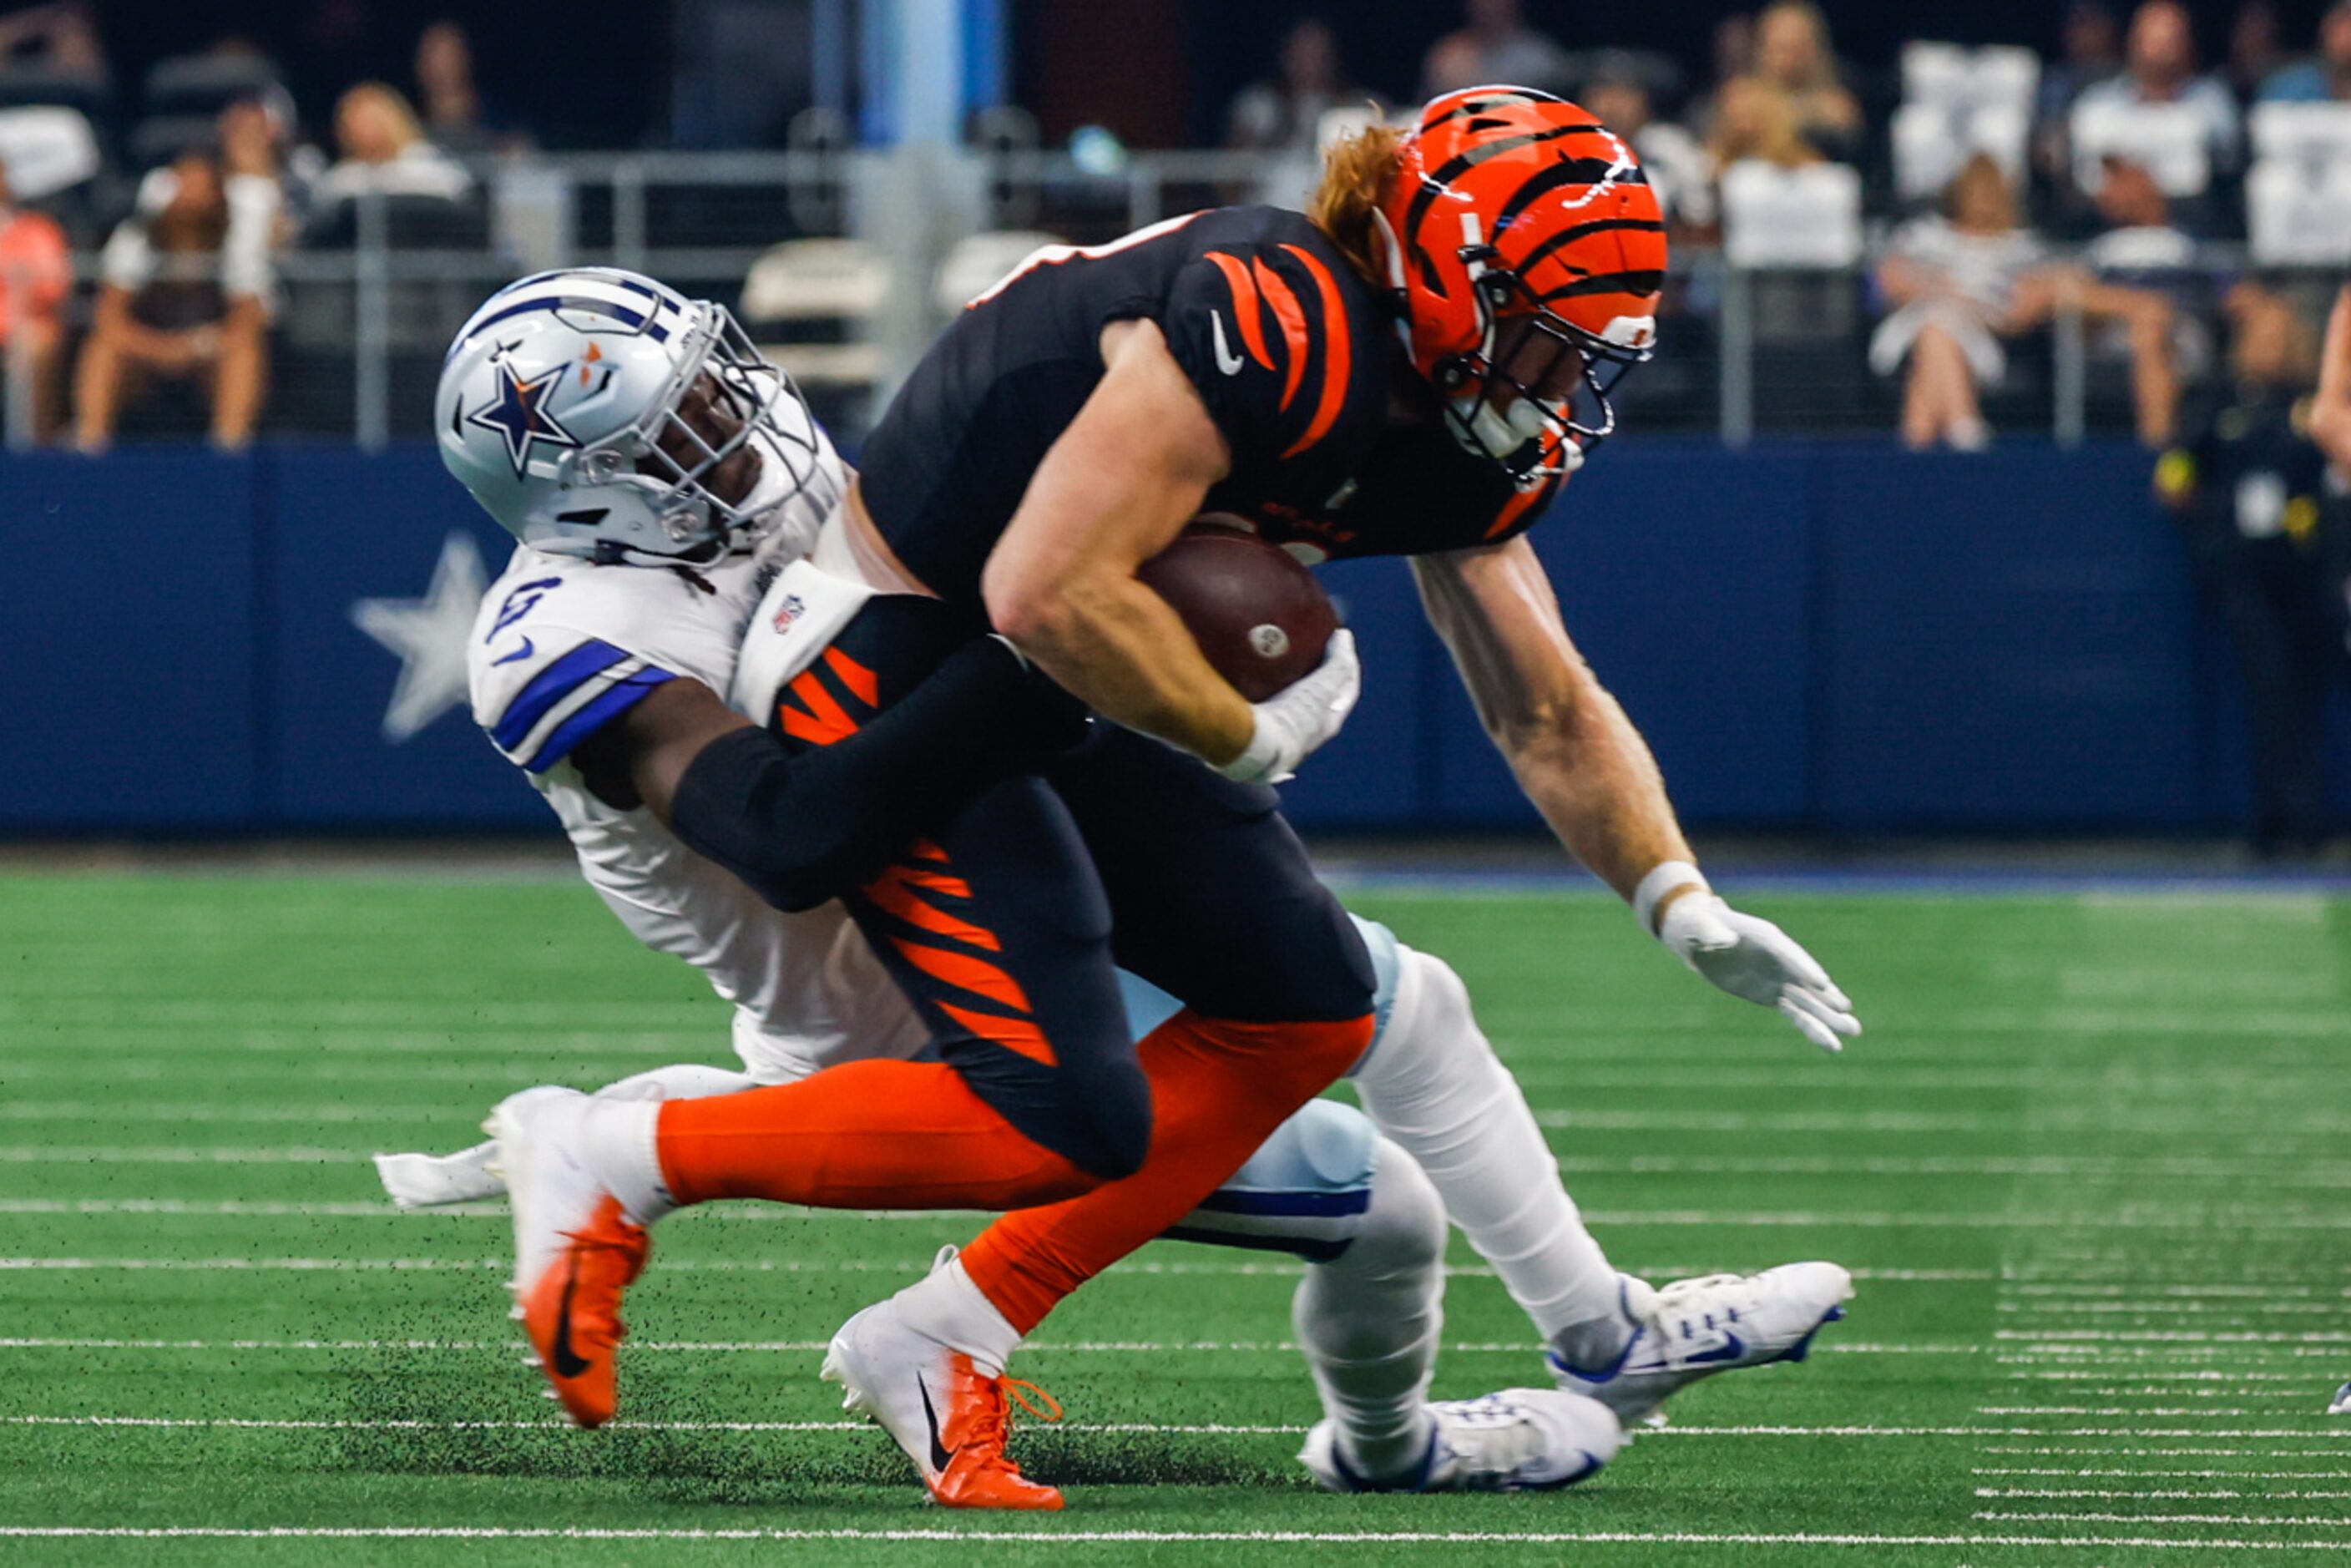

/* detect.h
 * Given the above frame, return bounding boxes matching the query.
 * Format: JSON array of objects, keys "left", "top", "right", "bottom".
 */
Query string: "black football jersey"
[{"left": 857, "top": 205, "right": 1565, "bottom": 606}]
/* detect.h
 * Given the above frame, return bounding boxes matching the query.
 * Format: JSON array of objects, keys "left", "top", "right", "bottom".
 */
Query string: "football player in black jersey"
[
  {"left": 803, "top": 85, "right": 1863, "bottom": 1495},
  {"left": 532, "top": 88, "right": 1865, "bottom": 1500}
]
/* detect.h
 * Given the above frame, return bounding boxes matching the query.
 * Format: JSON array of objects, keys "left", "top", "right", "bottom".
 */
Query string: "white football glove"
[
  {"left": 1215, "top": 629, "right": 1361, "bottom": 785},
  {"left": 1642, "top": 869, "right": 1859, "bottom": 1053}
]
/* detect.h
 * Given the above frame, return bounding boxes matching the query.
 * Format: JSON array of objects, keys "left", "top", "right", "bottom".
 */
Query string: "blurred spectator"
[
  {"left": 74, "top": 144, "right": 276, "bottom": 450},
  {"left": 311, "top": 82, "right": 473, "bottom": 210},
  {"left": 1707, "top": 75, "right": 1823, "bottom": 170},
  {"left": 1225, "top": 18, "right": 1369, "bottom": 155},
  {"left": 2155, "top": 283, "right": 2339, "bottom": 854},
  {"left": 2040, "top": 1, "right": 2124, "bottom": 125},
  {"left": 2078, "top": 157, "right": 2193, "bottom": 443},
  {"left": 2257, "top": 0, "right": 2351, "bottom": 101},
  {"left": 0, "top": 154, "right": 68, "bottom": 438},
  {"left": 0, "top": 2, "right": 103, "bottom": 72},
  {"left": 1711, "top": 13, "right": 1757, "bottom": 93},
  {"left": 1871, "top": 155, "right": 2050, "bottom": 450},
  {"left": 1584, "top": 73, "right": 1714, "bottom": 232},
  {"left": 2071, "top": 1, "right": 2243, "bottom": 175},
  {"left": 413, "top": 19, "right": 500, "bottom": 155},
  {"left": 1872, "top": 154, "right": 2181, "bottom": 449},
  {"left": 2227, "top": 0, "right": 2293, "bottom": 101},
  {"left": 1420, "top": 0, "right": 1572, "bottom": 99},
  {"left": 1750, "top": 1, "right": 1863, "bottom": 164},
  {"left": 2037, "top": 3, "right": 2126, "bottom": 191}
]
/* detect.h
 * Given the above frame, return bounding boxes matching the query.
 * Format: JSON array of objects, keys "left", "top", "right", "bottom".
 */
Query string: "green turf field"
[{"left": 0, "top": 872, "right": 2347, "bottom": 1565}]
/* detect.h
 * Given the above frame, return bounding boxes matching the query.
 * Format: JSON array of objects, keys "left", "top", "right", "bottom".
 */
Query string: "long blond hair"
[{"left": 1307, "top": 123, "right": 1406, "bottom": 288}]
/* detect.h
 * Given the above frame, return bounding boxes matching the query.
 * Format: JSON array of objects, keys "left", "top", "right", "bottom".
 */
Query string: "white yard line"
[
  {"left": 1976, "top": 1469, "right": 2351, "bottom": 1479},
  {"left": 1979, "top": 1510, "right": 2351, "bottom": 1528},
  {"left": 1980, "top": 1489, "right": 2351, "bottom": 1500},
  {"left": 0, "top": 1525, "right": 2344, "bottom": 1550},
  {"left": 1984, "top": 1457, "right": 2351, "bottom": 1466},
  {"left": 1976, "top": 1407, "right": 2270, "bottom": 1418},
  {"left": 11, "top": 1413, "right": 2333, "bottom": 1442},
  {"left": 19, "top": 1195, "right": 2351, "bottom": 1229},
  {"left": 0, "top": 1336, "right": 1975, "bottom": 1357},
  {"left": 0, "top": 1186, "right": 2343, "bottom": 1226}
]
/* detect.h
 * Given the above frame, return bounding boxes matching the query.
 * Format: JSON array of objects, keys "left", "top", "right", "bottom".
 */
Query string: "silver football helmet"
[{"left": 437, "top": 267, "right": 834, "bottom": 565}]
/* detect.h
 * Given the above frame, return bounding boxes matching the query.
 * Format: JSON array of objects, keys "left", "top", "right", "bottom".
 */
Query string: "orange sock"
[
  {"left": 655, "top": 1060, "right": 1100, "bottom": 1211},
  {"left": 958, "top": 1009, "right": 1373, "bottom": 1333}
]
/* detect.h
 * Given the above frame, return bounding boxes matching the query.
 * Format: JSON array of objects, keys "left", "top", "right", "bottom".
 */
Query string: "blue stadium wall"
[{"left": 3, "top": 438, "right": 2340, "bottom": 837}]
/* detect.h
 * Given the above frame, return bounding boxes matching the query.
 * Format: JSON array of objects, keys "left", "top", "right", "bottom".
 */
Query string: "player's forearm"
[
  {"left": 1502, "top": 685, "right": 1696, "bottom": 904},
  {"left": 1002, "top": 569, "right": 1256, "bottom": 764},
  {"left": 1414, "top": 542, "right": 1694, "bottom": 906},
  {"left": 665, "top": 639, "right": 1070, "bottom": 911}
]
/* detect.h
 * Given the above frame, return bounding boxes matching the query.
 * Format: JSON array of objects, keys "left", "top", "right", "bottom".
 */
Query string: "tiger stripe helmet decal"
[{"left": 1379, "top": 86, "right": 1667, "bottom": 486}]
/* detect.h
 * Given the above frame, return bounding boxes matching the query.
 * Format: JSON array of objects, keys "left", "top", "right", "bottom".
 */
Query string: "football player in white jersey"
[
  {"left": 392, "top": 267, "right": 1850, "bottom": 1507},
  {"left": 400, "top": 267, "right": 1625, "bottom": 1503}
]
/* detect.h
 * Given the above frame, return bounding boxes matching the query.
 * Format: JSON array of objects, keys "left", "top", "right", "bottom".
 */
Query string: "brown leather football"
[{"left": 1137, "top": 519, "right": 1338, "bottom": 702}]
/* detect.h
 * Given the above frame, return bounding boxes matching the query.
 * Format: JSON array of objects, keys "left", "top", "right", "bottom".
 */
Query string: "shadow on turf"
[{"left": 308, "top": 1343, "right": 1298, "bottom": 1503}]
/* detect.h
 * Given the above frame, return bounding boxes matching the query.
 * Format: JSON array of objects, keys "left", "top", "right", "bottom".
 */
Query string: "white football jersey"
[{"left": 467, "top": 503, "right": 925, "bottom": 1082}]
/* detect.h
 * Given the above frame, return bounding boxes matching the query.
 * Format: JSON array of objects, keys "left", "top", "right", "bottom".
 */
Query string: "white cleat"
[
  {"left": 488, "top": 1085, "right": 650, "bottom": 1429},
  {"left": 1549, "top": 1263, "right": 1854, "bottom": 1428},
  {"left": 373, "top": 1140, "right": 505, "bottom": 1209},
  {"left": 2329, "top": 1381, "right": 2350, "bottom": 1416},
  {"left": 820, "top": 1292, "right": 1064, "bottom": 1510},
  {"left": 1300, "top": 1388, "right": 1623, "bottom": 1493}
]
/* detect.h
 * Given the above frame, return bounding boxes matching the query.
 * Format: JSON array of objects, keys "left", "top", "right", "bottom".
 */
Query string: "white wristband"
[
  {"left": 1213, "top": 708, "right": 1284, "bottom": 783},
  {"left": 1631, "top": 860, "right": 1709, "bottom": 936}
]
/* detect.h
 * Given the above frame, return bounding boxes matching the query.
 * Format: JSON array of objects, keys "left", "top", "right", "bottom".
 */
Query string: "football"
[{"left": 1139, "top": 518, "right": 1340, "bottom": 702}]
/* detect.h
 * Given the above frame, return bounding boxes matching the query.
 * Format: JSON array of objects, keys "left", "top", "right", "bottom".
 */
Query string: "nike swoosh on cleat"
[
  {"left": 1681, "top": 1330, "right": 1747, "bottom": 1366},
  {"left": 917, "top": 1373, "right": 956, "bottom": 1474},
  {"left": 550, "top": 1257, "right": 592, "bottom": 1378},
  {"left": 492, "top": 636, "right": 535, "bottom": 665}
]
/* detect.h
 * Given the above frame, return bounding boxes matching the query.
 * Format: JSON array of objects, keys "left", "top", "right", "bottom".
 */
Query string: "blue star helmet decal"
[{"left": 465, "top": 357, "right": 582, "bottom": 478}]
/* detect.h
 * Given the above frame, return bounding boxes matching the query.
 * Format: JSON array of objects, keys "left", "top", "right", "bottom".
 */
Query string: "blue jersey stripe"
[
  {"left": 492, "top": 639, "right": 631, "bottom": 752},
  {"left": 1190, "top": 1186, "right": 1371, "bottom": 1219},
  {"left": 522, "top": 667, "right": 677, "bottom": 774},
  {"left": 1162, "top": 1224, "right": 1352, "bottom": 1263}
]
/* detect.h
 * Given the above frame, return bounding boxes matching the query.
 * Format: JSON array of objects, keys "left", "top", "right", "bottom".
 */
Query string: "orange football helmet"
[{"left": 1376, "top": 86, "right": 1666, "bottom": 484}]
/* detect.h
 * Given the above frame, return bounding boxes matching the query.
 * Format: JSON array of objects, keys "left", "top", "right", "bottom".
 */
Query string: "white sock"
[
  {"left": 1294, "top": 1135, "right": 1443, "bottom": 1482},
  {"left": 565, "top": 1065, "right": 752, "bottom": 1227},
  {"left": 890, "top": 1248, "right": 1024, "bottom": 1378},
  {"left": 1349, "top": 947, "right": 1628, "bottom": 1364},
  {"left": 593, "top": 1063, "right": 760, "bottom": 1102},
  {"left": 576, "top": 1097, "right": 675, "bottom": 1227}
]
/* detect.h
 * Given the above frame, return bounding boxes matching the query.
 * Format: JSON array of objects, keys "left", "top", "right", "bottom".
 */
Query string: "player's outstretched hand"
[
  {"left": 1216, "top": 629, "right": 1360, "bottom": 785},
  {"left": 1658, "top": 894, "right": 1860, "bottom": 1054}
]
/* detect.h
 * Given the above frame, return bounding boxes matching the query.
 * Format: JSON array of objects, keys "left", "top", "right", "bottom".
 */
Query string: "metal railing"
[{"left": 0, "top": 149, "right": 2315, "bottom": 452}]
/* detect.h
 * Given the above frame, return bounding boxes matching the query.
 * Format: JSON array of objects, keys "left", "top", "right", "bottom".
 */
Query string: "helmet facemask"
[
  {"left": 1434, "top": 245, "right": 1651, "bottom": 489},
  {"left": 564, "top": 303, "right": 832, "bottom": 564}
]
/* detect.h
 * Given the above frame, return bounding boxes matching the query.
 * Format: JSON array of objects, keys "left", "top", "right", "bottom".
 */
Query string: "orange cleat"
[
  {"left": 490, "top": 1087, "right": 652, "bottom": 1429},
  {"left": 822, "top": 1294, "right": 1065, "bottom": 1510}
]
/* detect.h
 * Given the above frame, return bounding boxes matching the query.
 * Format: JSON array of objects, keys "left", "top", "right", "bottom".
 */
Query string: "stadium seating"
[
  {"left": 1892, "top": 42, "right": 2037, "bottom": 203},
  {"left": 2069, "top": 98, "right": 2215, "bottom": 198}
]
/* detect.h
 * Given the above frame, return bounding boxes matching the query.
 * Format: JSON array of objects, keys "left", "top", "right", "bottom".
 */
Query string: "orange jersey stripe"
[
  {"left": 779, "top": 669, "right": 859, "bottom": 747},
  {"left": 1203, "top": 250, "right": 1275, "bottom": 371},
  {"left": 822, "top": 646, "right": 881, "bottom": 707},
  {"left": 1485, "top": 471, "right": 1556, "bottom": 539},
  {"left": 864, "top": 864, "right": 1004, "bottom": 953},
  {"left": 1251, "top": 257, "right": 1309, "bottom": 412},
  {"left": 1277, "top": 244, "right": 1352, "bottom": 460},
  {"left": 937, "top": 999, "right": 1058, "bottom": 1068},
  {"left": 891, "top": 934, "right": 1036, "bottom": 1016},
  {"left": 897, "top": 862, "right": 975, "bottom": 902}
]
